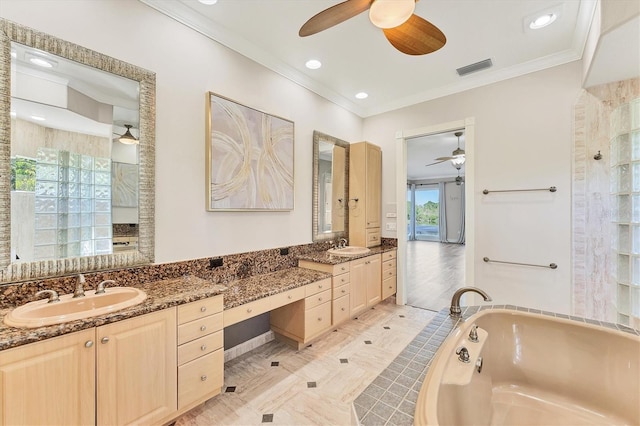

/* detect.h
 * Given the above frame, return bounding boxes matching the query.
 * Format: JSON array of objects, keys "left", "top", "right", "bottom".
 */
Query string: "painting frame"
[{"left": 205, "top": 92, "right": 295, "bottom": 211}]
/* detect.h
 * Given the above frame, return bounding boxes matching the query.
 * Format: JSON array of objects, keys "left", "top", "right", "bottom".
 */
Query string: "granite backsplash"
[{"left": 0, "top": 238, "right": 397, "bottom": 309}]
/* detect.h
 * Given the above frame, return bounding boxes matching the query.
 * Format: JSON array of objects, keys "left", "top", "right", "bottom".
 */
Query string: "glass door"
[{"left": 414, "top": 185, "right": 439, "bottom": 241}]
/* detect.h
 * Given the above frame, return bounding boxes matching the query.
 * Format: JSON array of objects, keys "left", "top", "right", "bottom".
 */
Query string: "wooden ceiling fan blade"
[
  {"left": 383, "top": 14, "right": 446, "bottom": 55},
  {"left": 299, "top": 0, "right": 372, "bottom": 37},
  {"left": 425, "top": 160, "right": 447, "bottom": 167},
  {"left": 434, "top": 156, "right": 454, "bottom": 161}
]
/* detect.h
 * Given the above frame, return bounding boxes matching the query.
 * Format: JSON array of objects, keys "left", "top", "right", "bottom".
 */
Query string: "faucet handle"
[
  {"left": 36, "top": 290, "right": 60, "bottom": 304},
  {"left": 456, "top": 346, "right": 470, "bottom": 363},
  {"left": 468, "top": 325, "right": 479, "bottom": 343},
  {"left": 96, "top": 280, "right": 116, "bottom": 294}
]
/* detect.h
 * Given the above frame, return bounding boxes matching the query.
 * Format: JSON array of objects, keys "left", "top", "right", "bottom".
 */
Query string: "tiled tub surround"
[{"left": 353, "top": 306, "right": 640, "bottom": 426}]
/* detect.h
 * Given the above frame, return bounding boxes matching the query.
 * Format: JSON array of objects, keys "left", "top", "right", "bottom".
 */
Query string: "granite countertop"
[
  {"left": 0, "top": 267, "right": 330, "bottom": 351},
  {"left": 297, "top": 245, "right": 397, "bottom": 265}
]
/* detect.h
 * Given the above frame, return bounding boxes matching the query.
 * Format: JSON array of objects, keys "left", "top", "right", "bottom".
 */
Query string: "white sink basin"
[
  {"left": 327, "top": 246, "right": 371, "bottom": 257},
  {"left": 4, "top": 287, "right": 147, "bottom": 328}
]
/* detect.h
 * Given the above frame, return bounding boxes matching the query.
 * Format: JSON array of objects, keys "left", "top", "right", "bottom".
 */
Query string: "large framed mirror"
[
  {"left": 0, "top": 19, "right": 155, "bottom": 283},
  {"left": 312, "top": 131, "right": 349, "bottom": 242}
]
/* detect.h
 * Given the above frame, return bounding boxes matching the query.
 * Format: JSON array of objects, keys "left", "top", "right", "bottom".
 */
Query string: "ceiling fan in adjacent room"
[
  {"left": 425, "top": 131, "right": 465, "bottom": 167},
  {"left": 299, "top": 0, "right": 446, "bottom": 56}
]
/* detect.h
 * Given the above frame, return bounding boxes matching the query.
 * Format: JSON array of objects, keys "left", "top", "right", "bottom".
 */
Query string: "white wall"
[
  {"left": 362, "top": 62, "right": 583, "bottom": 313},
  {"left": 0, "top": 0, "right": 364, "bottom": 263}
]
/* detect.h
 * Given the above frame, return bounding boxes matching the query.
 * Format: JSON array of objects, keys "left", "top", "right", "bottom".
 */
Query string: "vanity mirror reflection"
[
  {"left": 0, "top": 20, "right": 156, "bottom": 283},
  {"left": 312, "top": 131, "right": 349, "bottom": 242}
]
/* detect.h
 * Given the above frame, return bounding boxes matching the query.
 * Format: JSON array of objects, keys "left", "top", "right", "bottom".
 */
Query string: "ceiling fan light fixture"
[
  {"left": 369, "top": 0, "right": 415, "bottom": 29},
  {"left": 118, "top": 124, "right": 139, "bottom": 145},
  {"left": 450, "top": 156, "right": 465, "bottom": 167}
]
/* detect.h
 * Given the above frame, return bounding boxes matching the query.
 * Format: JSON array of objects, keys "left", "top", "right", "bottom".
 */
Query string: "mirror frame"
[
  {"left": 0, "top": 19, "right": 156, "bottom": 283},
  {"left": 312, "top": 130, "right": 349, "bottom": 243}
]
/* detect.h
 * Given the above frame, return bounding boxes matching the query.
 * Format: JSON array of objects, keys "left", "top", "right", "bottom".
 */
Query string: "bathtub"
[{"left": 414, "top": 309, "right": 640, "bottom": 425}]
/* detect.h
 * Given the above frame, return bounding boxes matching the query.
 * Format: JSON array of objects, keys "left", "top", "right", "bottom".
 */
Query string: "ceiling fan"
[
  {"left": 425, "top": 131, "right": 465, "bottom": 167},
  {"left": 299, "top": 0, "right": 446, "bottom": 56}
]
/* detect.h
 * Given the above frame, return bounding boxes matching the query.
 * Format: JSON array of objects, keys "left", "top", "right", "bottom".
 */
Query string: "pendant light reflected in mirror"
[{"left": 118, "top": 124, "right": 138, "bottom": 145}]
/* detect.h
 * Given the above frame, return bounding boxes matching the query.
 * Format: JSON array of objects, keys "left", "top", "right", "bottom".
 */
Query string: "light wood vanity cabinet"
[
  {"left": 0, "top": 309, "right": 178, "bottom": 426},
  {"left": 350, "top": 254, "right": 382, "bottom": 314},
  {"left": 97, "top": 308, "right": 177, "bottom": 426},
  {"left": 298, "top": 260, "right": 351, "bottom": 328},
  {"left": 270, "top": 277, "right": 333, "bottom": 349},
  {"left": 0, "top": 328, "right": 96, "bottom": 426},
  {"left": 382, "top": 249, "right": 397, "bottom": 300},
  {"left": 176, "top": 295, "right": 224, "bottom": 412},
  {"left": 349, "top": 142, "right": 382, "bottom": 248}
]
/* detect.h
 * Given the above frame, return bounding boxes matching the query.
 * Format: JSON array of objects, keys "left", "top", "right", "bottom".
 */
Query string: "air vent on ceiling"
[{"left": 456, "top": 58, "right": 493, "bottom": 76}]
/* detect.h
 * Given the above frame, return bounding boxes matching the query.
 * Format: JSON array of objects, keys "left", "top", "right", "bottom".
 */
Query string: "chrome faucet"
[
  {"left": 450, "top": 287, "right": 492, "bottom": 316},
  {"left": 73, "top": 274, "right": 86, "bottom": 298},
  {"left": 338, "top": 238, "right": 348, "bottom": 249},
  {"left": 95, "top": 280, "right": 116, "bottom": 294},
  {"left": 36, "top": 289, "right": 60, "bottom": 303}
]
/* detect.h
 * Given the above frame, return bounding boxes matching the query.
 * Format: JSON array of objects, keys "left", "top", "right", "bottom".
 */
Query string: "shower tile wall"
[{"left": 573, "top": 78, "right": 640, "bottom": 326}]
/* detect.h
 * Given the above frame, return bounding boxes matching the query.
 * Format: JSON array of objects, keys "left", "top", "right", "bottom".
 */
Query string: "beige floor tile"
[{"left": 175, "top": 299, "right": 435, "bottom": 426}]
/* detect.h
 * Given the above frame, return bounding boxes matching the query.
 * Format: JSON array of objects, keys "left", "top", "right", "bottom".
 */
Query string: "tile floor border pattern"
[{"left": 353, "top": 305, "right": 640, "bottom": 426}]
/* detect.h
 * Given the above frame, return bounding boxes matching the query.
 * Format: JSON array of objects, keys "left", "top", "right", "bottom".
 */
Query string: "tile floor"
[{"left": 175, "top": 299, "right": 435, "bottom": 425}]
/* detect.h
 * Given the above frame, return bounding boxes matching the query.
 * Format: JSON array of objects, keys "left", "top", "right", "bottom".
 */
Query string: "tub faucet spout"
[{"left": 450, "top": 287, "right": 492, "bottom": 316}]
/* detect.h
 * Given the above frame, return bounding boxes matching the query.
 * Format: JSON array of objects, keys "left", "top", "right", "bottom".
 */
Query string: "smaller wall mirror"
[{"left": 312, "top": 131, "right": 349, "bottom": 242}]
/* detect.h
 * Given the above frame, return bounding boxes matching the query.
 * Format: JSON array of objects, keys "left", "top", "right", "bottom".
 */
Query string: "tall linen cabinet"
[{"left": 348, "top": 142, "right": 382, "bottom": 247}]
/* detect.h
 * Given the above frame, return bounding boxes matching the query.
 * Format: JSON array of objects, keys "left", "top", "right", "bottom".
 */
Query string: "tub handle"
[
  {"left": 469, "top": 325, "right": 479, "bottom": 343},
  {"left": 476, "top": 356, "right": 484, "bottom": 373},
  {"left": 456, "top": 346, "right": 470, "bottom": 363}
]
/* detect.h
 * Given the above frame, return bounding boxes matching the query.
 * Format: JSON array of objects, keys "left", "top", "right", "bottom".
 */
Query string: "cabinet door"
[
  {"left": 0, "top": 328, "right": 95, "bottom": 426},
  {"left": 96, "top": 308, "right": 177, "bottom": 426},
  {"left": 365, "top": 144, "right": 381, "bottom": 229},
  {"left": 365, "top": 255, "right": 382, "bottom": 307},
  {"left": 350, "top": 257, "right": 367, "bottom": 316}
]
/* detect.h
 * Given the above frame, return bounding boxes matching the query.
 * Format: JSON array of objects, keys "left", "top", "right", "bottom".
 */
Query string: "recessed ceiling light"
[
  {"left": 29, "top": 57, "right": 55, "bottom": 68},
  {"left": 30, "top": 115, "right": 46, "bottom": 121},
  {"left": 355, "top": 92, "right": 369, "bottom": 100},
  {"left": 529, "top": 13, "right": 557, "bottom": 29},
  {"left": 198, "top": 0, "right": 218, "bottom": 4},
  {"left": 305, "top": 59, "right": 322, "bottom": 70}
]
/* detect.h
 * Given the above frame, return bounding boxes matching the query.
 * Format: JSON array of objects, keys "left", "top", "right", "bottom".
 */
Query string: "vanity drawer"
[
  {"left": 178, "top": 348, "right": 223, "bottom": 410},
  {"left": 382, "top": 258, "right": 397, "bottom": 272},
  {"left": 333, "top": 283, "right": 350, "bottom": 299},
  {"left": 382, "top": 250, "right": 397, "bottom": 261},
  {"left": 332, "top": 294, "right": 350, "bottom": 325},
  {"left": 332, "top": 263, "right": 350, "bottom": 276},
  {"left": 365, "top": 228, "right": 381, "bottom": 246},
  {"left": 383, "top": 267, "right": 396, "bottom": 280},
  {"left": 333, "top": 272, "right": 350, "bottom": 287},
  {"left": 178, "top": 313, "right": 223, "bottom": 345},
  {"left": 305, "top": 278, "right": 331, "bottom": 297},
  {"left": 224, "top": 297, "right": 271, "bottom": 327},
  {"left": 382, "top": 275, "right": 397, "bottom": 300},
  {"left": 178, "top": 330, "right": 223, "bottom": 366},
  {"left": 305, "top": 289, "right": 332, "bottom": 310},
  {"left": 270, "top": 286, "right": 306, "bottom": 309},
  {"left": 177, "top": 295, "right": 223, "bottom": 325},
  {"left": 305, "top": 301, "right": 331, "bottom": 338}
]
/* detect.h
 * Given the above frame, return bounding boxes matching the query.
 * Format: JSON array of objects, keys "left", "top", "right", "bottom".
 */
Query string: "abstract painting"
[{"left": 206, "top": 92, "right": 294, "bottom": 211}]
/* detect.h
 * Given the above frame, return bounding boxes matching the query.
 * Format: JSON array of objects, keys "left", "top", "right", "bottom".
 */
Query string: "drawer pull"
[
  {"left": 317, "top": 317, "right": 322, "bottom": 321},
  {"left": 389, "top": 286, "right": 393, "bottom": 289},
  {"left": 201, "top": 345, "right": 207, "bottom": 351},
  {"left": 341, "top": 307, "right": 345, "bottom": 311},
  {"left": 101, "top": 337, "right": 109, "bottom": 344},
  {"left": 365, "top": 261, "right": 370, "bottom": 264},
  {"left": 247, "top": 308, "right": 253, "bottom": 313},
  {"left": 200, "top": 306, "right": 207, "bottom": 312},
  {"left": 341, "top": 289, "right": 346, "bottom": 293},
  {"left": 85, "top": 340, "right": 93, "bottom": 348},
  {"left": 201, "top": 375, "right": 207, "bottom": 382},
  {"left": 318, "top": 297, "right": 323, "bottom": 302},
  {"left": 318, "top": 284, "right": 323, "bottom": 289},
  {"left": 288, "top": 295, "right": 292, "bottom": 299},
  {"left": 341, "top": 267, "right": 346, "bottom": 271},
  {"left": 341, "top": 278, "right": 346, "bottom": 283},
  {"left": 200, "top": 325, "right": 207, "bottom": 332}
]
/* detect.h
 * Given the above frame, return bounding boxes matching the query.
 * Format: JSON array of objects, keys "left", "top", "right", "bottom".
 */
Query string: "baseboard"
[{"left": 224, "top": 330, "right": 275, "bottom": 363}]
